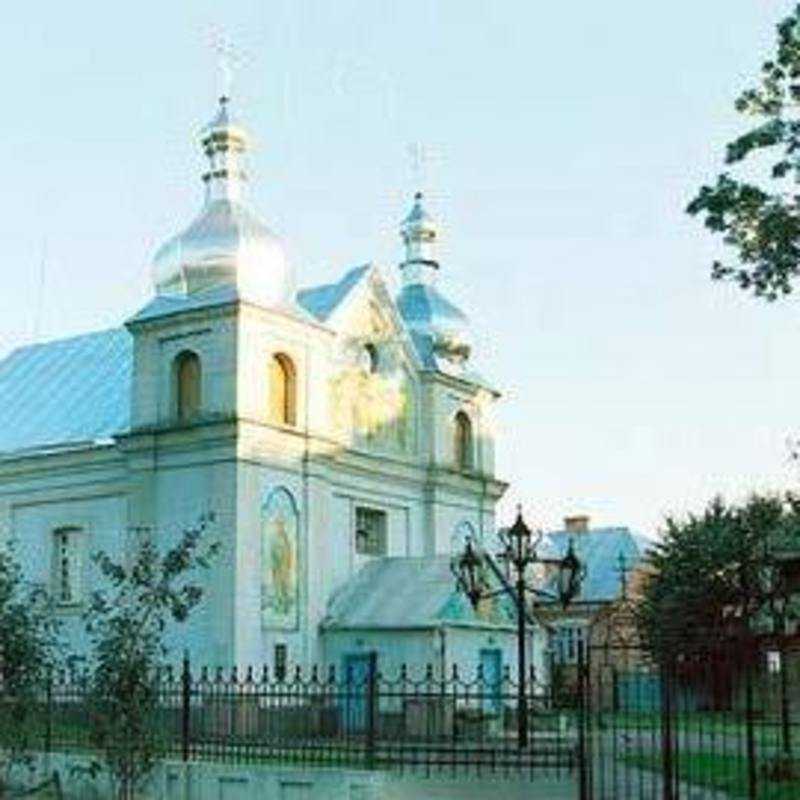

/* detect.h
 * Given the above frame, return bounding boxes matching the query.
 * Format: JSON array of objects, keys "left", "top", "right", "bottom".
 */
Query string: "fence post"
[
  {"left": 744, "top": 648, "right": 758, "bottom": 800},
  {"left": 780, "top": 644, "right": 792, "bottom": 757},
  {"left": 659, "top": 656, "right": 675, "bottom": 800},
  {"left": 44, "top": 666, "right": 53, "bottom": 757},
  {"left": 577, "top": 642, "right": 591, "bottom": 800},
  {"left": 181, "top": 651, "right": 191, "bottom": 763},
  {"left": 365, "top": 652, "right": 377, "bottom": 769}
]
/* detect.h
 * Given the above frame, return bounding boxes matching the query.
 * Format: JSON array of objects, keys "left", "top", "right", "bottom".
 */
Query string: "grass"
[
  {"left": 602, "top": 711, "right": 795, "bottom": 745},
  {"left": 623, "top": 751, "right": 800, "bottom": 800}
]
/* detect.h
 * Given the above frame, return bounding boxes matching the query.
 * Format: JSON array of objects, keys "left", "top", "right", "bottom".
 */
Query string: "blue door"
[
  {"left": 480, "top": 649, "right": 502, "bottom": 714},
  {"left": 343, "top": 653, "right": 374, "bottom": 733}
]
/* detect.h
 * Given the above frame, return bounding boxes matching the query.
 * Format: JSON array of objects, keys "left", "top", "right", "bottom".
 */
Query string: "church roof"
[
  {"left": 0, "top": 328, "right": 132, "bottom": 455},
  {"left": 538, "top": 526, "right": 649, "bottom": 605},
  {"left": 321, "top": 556, "right": 516, "bottom": 631},
  {"left": 0, "top": 262, "right": 490, "bottom": 455},
  {"left": 296, "top": 264, "right": 371, "bottom": 322}
]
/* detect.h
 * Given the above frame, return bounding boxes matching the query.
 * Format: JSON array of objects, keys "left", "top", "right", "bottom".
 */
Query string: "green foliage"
[
  {"left": 638, "top": 494, "right": 800, "bottom": 654},
  {"left": 0, "top": 544, "right": 59, "bottom": 795},
  {"left": 82, "top": 516, "right": 218, "bottom": 800},
  {"left": 687, "top": 5, "right": 800, "bottom": 299}
]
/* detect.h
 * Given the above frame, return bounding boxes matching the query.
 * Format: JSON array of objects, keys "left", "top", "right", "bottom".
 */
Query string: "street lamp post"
[{"left": 451, "top": 507, "right": 584, "bottom": 750}]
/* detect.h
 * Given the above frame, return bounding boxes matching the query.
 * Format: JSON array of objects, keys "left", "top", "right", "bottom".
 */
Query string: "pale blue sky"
[{"left": 0, "top": 1, "right": 798, "bottom": 536}]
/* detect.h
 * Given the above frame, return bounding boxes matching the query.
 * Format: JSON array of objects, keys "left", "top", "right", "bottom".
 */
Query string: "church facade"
[{"left": 0, "top": 97, "right": 543, "bottom": 677}]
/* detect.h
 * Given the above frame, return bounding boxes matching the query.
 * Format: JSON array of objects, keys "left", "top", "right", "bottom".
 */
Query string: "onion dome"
[
  {"left": 152, "top": 97, "right": 293, "bottom": 307},
  {"left": 396, "top": 192, "right": 472, "bottom": 368}
]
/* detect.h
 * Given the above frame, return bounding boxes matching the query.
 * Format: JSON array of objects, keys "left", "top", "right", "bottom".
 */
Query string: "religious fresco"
[
  {"left": 261, "top": 488, "right": 299, "bottom": 630},
  {"left": 331, "top": 340, "right": 415, "bottom": 452}
]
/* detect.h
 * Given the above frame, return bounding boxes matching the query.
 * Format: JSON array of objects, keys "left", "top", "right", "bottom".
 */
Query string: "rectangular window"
[
  {"left": 554, "top": 624, "right": 586, "bottom": 665},
  {"left": 355, "top": 507, "right": 387, "bottom": 556},
  {"left": 274, "top": 643, "right": 287, "bottom": 682},
  {"left": 53, "top": 527, "right": 82, "bottom": 605}
]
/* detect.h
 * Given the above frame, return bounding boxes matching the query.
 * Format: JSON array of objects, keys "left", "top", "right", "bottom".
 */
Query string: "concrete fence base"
[{"left": 18, "top": 752, "right": 575, "bottom": 800}]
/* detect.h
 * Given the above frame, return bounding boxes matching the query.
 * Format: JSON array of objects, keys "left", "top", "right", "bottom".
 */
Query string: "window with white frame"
[
  {"left": 53, "top": 527, "right": 82, "bottom": 605},
  {"left": 354, "top": 507, "right": 387, "bottom": 556},
  {"left": 553, "top": 624, "right": 587, "bottom": 664}
]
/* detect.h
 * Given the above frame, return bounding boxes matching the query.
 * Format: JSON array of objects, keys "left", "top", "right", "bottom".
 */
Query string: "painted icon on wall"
[{"left": 261, "top": 487, "right": 299, "bottom": 630}]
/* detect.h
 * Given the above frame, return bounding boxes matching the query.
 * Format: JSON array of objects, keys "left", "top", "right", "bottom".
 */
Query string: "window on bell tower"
[
  {"left": 175, "top": 350, "right": 201, "bottom": 422},
  {"left": 270, "top": 353, "right": 297, "bottom": 426},
  {"left": 454, "top": 411, "right": 473, "bottom": 471}
]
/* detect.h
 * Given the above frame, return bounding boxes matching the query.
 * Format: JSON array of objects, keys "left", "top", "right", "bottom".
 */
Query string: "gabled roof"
[
  {"left": 0, "top": 328, "right": 132, "bottom": 455},
  {"left": 297, "top": 264, "right": 371, "bottom": 322},
  {"left": 539, "top": 527, "right": 645, "bottom": 605},
  {"left": 321, "top": 556, "right": 516, "bottom": 631}
]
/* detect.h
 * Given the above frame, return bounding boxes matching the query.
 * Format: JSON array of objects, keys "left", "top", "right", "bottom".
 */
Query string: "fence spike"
[
  {"left": 231, "top": 665, "right": 239, "bottom": 684},
  {"left": 215, "top": 666, "right": 224, "bottom": 684},
  {"left": 311, "top": 664, "right": 319, "bottom": 683},
  {"left": 425, "top": 663, "right": 433, "bottom": 680},
  {"left": 400, "top": 663, "right": 408, "bottom": 681},
  {"left": 245, "top": 664, "right": 254, "bottom": 683},
  {"left": 452, "top": 663, "right": 459, "bottom": 680}
]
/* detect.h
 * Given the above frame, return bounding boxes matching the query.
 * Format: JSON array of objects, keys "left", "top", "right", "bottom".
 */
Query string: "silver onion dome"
[
  {"left": 152, "top": 97, "right": 293, "bottom": 307},
  {"left": 396, "top": 192, "right": 472, "bottom": 367}
]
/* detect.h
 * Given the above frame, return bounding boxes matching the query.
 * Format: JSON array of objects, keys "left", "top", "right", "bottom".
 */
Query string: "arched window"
[
  {"left": 175, "top": 350, "right": 201, "bottom": 422},
  {"left": 454, "top": 411, "right": 473, "bottom": 471},
  {"left": 270, "top": 353, "right": 297, "bottom": 426}
]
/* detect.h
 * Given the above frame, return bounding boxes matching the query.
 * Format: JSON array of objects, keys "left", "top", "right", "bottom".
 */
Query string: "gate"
[{"left": 577, "top": 639, "right": 800, "bottom": 800}]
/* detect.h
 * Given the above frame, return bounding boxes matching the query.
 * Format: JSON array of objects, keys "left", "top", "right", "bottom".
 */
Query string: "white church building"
[{"left": 0, "top": 96, "right": 546, "bottom": 679}]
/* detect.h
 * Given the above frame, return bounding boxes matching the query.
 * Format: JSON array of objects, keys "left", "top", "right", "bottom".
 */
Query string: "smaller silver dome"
[
  {"left": 151, "top": 97, "right": 293, "bottom": 307},
  {"left": 397, "top": 283, "right": 472, "bottom": 365},
  {"left": 396, "top": 192, "right": 472, "bottom": 368}
]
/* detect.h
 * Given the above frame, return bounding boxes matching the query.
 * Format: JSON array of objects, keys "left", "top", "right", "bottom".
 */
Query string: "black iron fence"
[
  {"left": 33, "top": 657, "right": 579, "bottom": 779},
  {"left": 4, "top": 641, "right": 800, "bottom": 798}
]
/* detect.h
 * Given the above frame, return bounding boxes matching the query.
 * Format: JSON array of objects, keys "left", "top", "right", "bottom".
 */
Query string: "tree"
[
  {"left": 0, "top": 544, "right": 59, "bottom": 797},
  {"left": 82, "top": 516, "right": 218, "bottom": 800},
  {"left": 687, "top": 5, "right": 800, "bottom": 300},
  {"left": 638, "top": 494, "right": 800, "bottom": 655}
]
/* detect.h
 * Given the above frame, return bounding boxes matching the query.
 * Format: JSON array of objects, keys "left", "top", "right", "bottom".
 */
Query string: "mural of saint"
[{"left": 261, "top": 488, "right": 299, "bottom": 630}]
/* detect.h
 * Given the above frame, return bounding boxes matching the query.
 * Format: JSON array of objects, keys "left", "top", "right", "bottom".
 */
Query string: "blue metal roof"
[
  {"left": 322, "top": 556, "right": 515, "bottom": 630},
  {"left": 296, "top": 264, "right": 371, "bottom": 322},
  {"left": 0, "top": 328, "right": 132, "bottom": 455},
  {"left": 128, "top": 284, "right": 240, "bottom": 324},
  {"left": 540, "top": 527, "right": 645, "bottom": 604}
]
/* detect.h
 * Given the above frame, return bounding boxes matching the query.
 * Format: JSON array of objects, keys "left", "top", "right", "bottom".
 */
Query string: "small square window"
[
  {"left": 553, "top": 624, "right": 586, "bottom": 664},
  {"left": 355, "top": 507, "right": 387, "bottom": 556}
]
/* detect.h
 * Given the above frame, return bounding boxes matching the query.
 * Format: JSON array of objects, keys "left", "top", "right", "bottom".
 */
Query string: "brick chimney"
[{"left": 564, "top": 515, "right": 590, "bottom": 533}]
